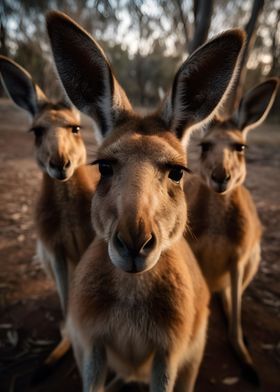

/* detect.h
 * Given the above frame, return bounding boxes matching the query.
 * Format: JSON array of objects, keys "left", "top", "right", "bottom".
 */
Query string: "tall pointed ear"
[
  {"left": 46, "top": 11, "right": 131, "bottom": 138},
  {"left": 160, "top": 29, "right": 245, "bottom": 145},
  {"left": 233, "top": 78, "right": 280, "bottom": 136},
  {"left": 0, "top": 55, "right": 48, "bottom": 117}
]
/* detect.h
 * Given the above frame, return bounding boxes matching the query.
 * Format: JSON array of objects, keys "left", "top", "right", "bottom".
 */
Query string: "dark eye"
[
  {"left": 233, "top": 143, "right": 246, "bottom": 152},
  {"left": 30, "top": 126, "right": 46, "bottom": 137},
  {"left": 71, "top": 125, "right": 80, "bottom": 134},
  {"left": 99, "top": 162, "right": 113, "bottom": 177},
  {"left": 200, "top": 142, "right": 213, "bottom": 153},
  {"left": 168, "top": 167, "right": 183, "bottom": 183}
]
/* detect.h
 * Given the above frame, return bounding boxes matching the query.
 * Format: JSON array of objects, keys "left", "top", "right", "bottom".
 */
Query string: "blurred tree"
[
  {"left": 270, "top": 9, "right": 280, "bottom": 77},
  {"left": 225, "top": 0, "right": 265, "bottom": 115},
  {"left": 0, "top": 1, "right": 11, "bottom": 56},
  {"left": 0, "top": 0, "right": 119, "bottom": 99},
  {"left": 0, "top": 0, "right": 278, "bottom": 113},
  {"left": 189, "top": 0, "right": 213, "bottom": 53}
]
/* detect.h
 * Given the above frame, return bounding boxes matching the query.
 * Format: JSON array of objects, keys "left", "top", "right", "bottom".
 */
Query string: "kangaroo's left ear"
[
  {"left": 160, "top": 29, "right": 246, "bottom": 146},
  {"left": 0, "top": 55, "right": 48, "bottom": 116},
  {"left": 46, "top": 11, "right": 131, "bottom": 139},
  {"left": 233, "top": 78, "right": 280, "bottom": 136}
]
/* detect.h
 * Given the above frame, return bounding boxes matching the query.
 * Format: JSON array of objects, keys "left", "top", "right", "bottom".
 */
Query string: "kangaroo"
[
  {"left": 0, "top": 56, "right": 99, "bottom": 377},
  {"left": 47, "top": 11, "right": 245, "bottom": 391},
  {"left": 185, "top": 78, "right": 279, "bottom": 384}
]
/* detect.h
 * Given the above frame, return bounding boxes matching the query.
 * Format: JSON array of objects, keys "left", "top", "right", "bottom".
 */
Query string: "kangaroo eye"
[
  {"left": 200, "top": 142, "right": 213, "bottom": 153},
  {"left": 71, "top": 125, "right": 80, "bottom": 134},
  {"left": 99, "top": 162, "right": 113, "bottom": 177},
  {"left": 168, "top": 167, "right": 183, "bottom": 183},
  {"left": 233, "top": 143, "right": 247, "bottom": 152}
]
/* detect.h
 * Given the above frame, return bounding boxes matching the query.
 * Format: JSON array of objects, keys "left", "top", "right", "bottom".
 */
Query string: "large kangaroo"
[
  {"left": 185, "top": 78, "right": 279, "bottom": 384},
  {"left": 47, "top": 11, "right": 245, "bottom": 391},
  {"left": 0, "top": 56, "right": 99, "bottom": 375}
]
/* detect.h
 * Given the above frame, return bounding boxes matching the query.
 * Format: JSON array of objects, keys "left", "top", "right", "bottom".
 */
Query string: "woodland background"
[
  {"left": 1, "top": 0, "right": 279, "bottom": 115},
  {"left": 0, "top": 1, "right": 280, "bottom": 391}
]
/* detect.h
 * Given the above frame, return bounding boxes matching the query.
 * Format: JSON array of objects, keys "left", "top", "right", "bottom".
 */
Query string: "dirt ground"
[{"left": 0, "top": 99, "right": 279, "bottom": 392}]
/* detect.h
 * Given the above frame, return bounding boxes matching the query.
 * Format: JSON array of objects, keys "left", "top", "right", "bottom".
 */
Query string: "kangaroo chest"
[
  {"left": 36, "top": 177, "right": 94, "bottom": 260},
  {"left": 92, "top": 283, "right": 187, "bottom": 381},
  {"left": 186, "top": 185, "right": 261, "bottom": 291},
  {"left": 75, "top": 246, "right": 193, "bottom": 374}
]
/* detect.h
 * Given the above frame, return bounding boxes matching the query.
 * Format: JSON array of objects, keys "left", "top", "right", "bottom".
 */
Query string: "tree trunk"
[
  {"left": 0, "top": 13, "right": 9, "bottom": 97},
  {"left": 174, "top": 0, "right": 190, "bottom": 48},
  {"left": 269, "top": 8, "right": 280, "bottom": 77},
  {"left": 0, "top": 20, "right": 8, "bottom": 56},
  {"left": 225, "top": 0, "right": 265, "bottom": 116},
  {"left": 188, "top": 0, "right": 213, "bottom": 54}
]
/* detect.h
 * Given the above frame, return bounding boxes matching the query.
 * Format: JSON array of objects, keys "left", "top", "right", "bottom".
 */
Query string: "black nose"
[
  {"left": 114, "top": 231, "right": 156, "bottom": 259},
  {"left": 49, "top": 159, "right": 71, "bottom": 171},
  {"left": 211, "top": 172, "right": 231, "bottom": 185}
]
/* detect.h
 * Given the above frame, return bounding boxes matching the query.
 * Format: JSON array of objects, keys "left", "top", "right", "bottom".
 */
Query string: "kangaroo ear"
[
  {"left": 0, "top": 55, "right": 47, "bottom": 116},
  {"left": 233, "top": 78, "right": 280, "bottom": 135},
  {"left": 160, "top": 29, "right": 245, "bottom": 146},
  {"left": 46, "top": 11, "right": 131, "bottom": 138}
]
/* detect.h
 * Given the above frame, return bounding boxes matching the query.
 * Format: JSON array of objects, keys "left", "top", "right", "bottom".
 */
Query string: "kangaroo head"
[
  {"left": 0, "top": 56, "right": 86, "bottom": 181},
  {"left": 199, "top": 78, "right": 279, "bottom": 193}
]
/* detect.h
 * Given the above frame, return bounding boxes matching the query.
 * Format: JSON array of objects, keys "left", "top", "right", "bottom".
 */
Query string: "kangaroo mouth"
[{"left": 212, "top": 182, "right": 228, "bottom": 194}]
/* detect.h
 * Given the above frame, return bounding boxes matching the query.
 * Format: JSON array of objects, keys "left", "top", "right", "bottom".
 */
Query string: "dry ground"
[{"left": 0, "top": 99, "right": 279, "bottom": 391}]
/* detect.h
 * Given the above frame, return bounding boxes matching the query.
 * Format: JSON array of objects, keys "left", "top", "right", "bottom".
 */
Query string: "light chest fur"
[
  {"left": 35, "top": 165, "right": 99, "bottom": 262},
  {"left": 68, "top": 238, "right": 209, "bottom": 381},
  {"left": 185, "top": 175, "right": 262, "bottom": 291}
]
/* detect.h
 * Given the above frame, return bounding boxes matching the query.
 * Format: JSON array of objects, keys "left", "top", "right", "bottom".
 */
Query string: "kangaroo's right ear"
[
  {"left": 46, "top": 11, "right": 132, "bottom": 138},
  {"left": 160, "top": 29, "right": 246, "bottom": 146},
  {"left": 233, "top": 78, "right": 280, "bottom": 135},
  {"left": 0, "top": 56, "right": 47, "bottom": 116}
]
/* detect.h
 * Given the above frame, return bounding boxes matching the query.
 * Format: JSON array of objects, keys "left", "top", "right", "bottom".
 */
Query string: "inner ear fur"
[
  {"left": 0, "top": 55, "right": 47, "bottom": 116},
  {"left": 160, "top": 29, "right": 245, "bottom": 143},
  {"left": 234, "top": 77, "right": 280, "bottom": 134},
  {"left": 46, "top": 11, "right": 131, "bottom": 137}
]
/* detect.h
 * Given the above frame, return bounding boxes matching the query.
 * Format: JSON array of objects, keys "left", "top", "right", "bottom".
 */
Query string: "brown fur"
[
  {"left": 0, "top": 55, "right": 100, "bottom": 375},
  {"left": 36, "top": 164, "right": 99, "bottom": 269},
  {"left": 46, "top": 12, "right": 245, "bottom": 391},
  {"left": 68, "top": 123, "right": 210, "bottom": 388},
  {"left": 32, "top": 107, "right": 99, "bottom": 376},
  {"left": 184, "top": 77, "right": 280, "bottom": 382},
  {"left": 185, "top": 173, "right": 261, "bottom": 292}
]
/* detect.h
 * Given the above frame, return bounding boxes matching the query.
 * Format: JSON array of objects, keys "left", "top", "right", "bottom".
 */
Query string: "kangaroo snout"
[
  {"left": 49, "top": 157, "right": 72, "bottom": 180},
  {"left": 211, "top": 168, "right": 231, "bottom": 193},
  {"left": 109, "top": 225, "right": 158, "bottom": 273}
]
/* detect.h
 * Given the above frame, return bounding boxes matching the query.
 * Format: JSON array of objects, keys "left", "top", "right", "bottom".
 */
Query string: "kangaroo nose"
[
  {"left": 114, "top": 231, "right": 156, "bottom": 258},
  {"left": 64, "top": 160, "right": 71, "bottom": 169},
  {"left": 211, "top": 172, "right": 231, "bottom": 185},
  {"left": 50, "top": 159, "right": 71, "bottom": 171},
  {"left": 140, "top": 233, "right": 156, "bottom": 255}
]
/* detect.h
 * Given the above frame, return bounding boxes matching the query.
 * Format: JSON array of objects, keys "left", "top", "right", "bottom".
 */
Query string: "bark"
[
  {"left": 225, "top": 0, "right": 265, "bottom": 115},
  {"left": 269, "top": 8, "right": 280, "bottom": 76},
  {"left": 188, "top": 0, "right": 213, "bottom": 54},
  {"left": 0, "top": 11, "right": 8, "bottom": 97},
  {"left": 174, "top": 0, "right": 190, "bottom": 48},
  {"left": 0, "top": 15, "right": 8, "bottom": 56}
]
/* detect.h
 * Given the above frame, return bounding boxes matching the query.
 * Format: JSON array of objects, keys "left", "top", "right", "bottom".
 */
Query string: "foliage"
[{"left": 0, "top": 0, "right": 279, "bottom": 110}]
